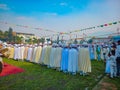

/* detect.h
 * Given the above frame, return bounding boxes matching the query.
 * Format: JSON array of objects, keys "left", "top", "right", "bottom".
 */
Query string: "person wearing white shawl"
[
  {"left": 60, "top": 44, "right": 69, "bottom": 73},
  {"left": 54, "top": 46, "right": 62, "bottom": 69},
  {"left": 17, "top": 45, "right": 21, "bottom": 60},
  {"left": 24, "top": 45, "right": 29, "bottom": 60},
  {"left": 68, "top": 44, "right": 78, "bottom": 75},
  {"left": 31, "top": 45, "right": 37, "bottom": 62},
  {"left": 78, "top": 47, "right": 91, "bottom": 75},
  {"left": 14, "top": 44, "right": 19, "bottom": 60},
  {"left": 49, "top": 44, "right": 56, "bottom": 68},
  {"left": 43, "top": 45, "right": 51, "bottom": 66},
  {"left": 94, "top": 44, "right": 97, "bottom": 60},
  {"left": 8, "top": 45, "right": 14, "bottom": 59},
  {"left": 26, "top": 45, "right": 33, "bottom": 61},
  {"left": 39, "top": 45, "right": 47, "bottom": 64},
  {"left": 89, "top": 44, "right": 95, "bottom": 60},
  {"left": 20, "top": 45, "right": 25, "bottom": 61},
  {"left": 35, "top": 45, "right": 42, "bottom": 63}
]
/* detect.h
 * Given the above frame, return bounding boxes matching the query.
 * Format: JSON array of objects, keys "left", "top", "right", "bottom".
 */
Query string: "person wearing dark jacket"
[{"left": 115, "top": 40, "right": 120, "bottom": 76}]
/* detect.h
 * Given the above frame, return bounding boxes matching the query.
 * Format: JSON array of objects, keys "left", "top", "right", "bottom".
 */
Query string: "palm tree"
[
  {"left": 14, "top": 36, "right": 22, "bottom": 44},
  {"left": 33, "top": 37, "right": 38, "bottom": 44},
  {"left": 40, "top": 38, "right": 45, "bottom": 44},
  {"left": 27, "top": 38, "right": 32, "bottom": 44}
]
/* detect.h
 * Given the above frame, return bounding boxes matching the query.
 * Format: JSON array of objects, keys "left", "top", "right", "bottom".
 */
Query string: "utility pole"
[
  {"left": 117, "top": 28, "right": 120, "bottom": 36},
  {"left": 83, "top": 33, "right": 87, "bottom": 41},
  {"left": 69, "top": 32, "right": 72, "bottom": 42},
  {"left": 62, "top": 35, "right": 63, "bottom": 40}
]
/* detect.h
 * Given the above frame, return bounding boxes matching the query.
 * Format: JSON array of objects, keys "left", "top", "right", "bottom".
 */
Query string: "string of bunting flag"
[
  {"left": 0, "top": 20, "right": 120, "bottom": 37},
  {"left": 0, "top": 21, "right": 60, "bottom": 34},
  {"left": 65, "top": 20, "right": 120, "bottom": 34}
]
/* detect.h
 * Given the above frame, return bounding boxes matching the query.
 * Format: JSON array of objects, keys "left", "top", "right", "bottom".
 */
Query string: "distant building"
[
  {"left": 13, "top": 32, "right": 38, "bottom": 43},
  {"left": 111, "top": 36, "right": 120, "bottom": 42},
  {"left": 92, "top": 37, "right": 111, "bottom": 44}
]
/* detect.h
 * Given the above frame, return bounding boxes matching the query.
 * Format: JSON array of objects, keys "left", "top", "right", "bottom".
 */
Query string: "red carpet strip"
[{"left": 0, "top": 63, "right": 24, "bottom": 77}]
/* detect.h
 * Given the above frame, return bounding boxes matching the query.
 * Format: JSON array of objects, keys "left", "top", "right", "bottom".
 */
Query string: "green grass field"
[{"left": 0, "top": 58, "right": 117, "bottom": 90}]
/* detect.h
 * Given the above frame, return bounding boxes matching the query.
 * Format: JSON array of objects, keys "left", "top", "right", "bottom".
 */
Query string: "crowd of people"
[
  {"left": 0, "top": 40, "right": 120, "bottom": 77},
  {"left": 103, "top": 40, "right": 120, "bottom": 78},
  {"left": 0, "top": 42, "right": 91, "bottom": 75}
]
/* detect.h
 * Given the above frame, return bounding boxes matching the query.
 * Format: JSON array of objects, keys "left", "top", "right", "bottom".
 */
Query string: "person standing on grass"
[
  {"left": 96, "top": 45, "right": 101, "bottom": 61},
  {"left": 109, "top": 49, "right": 117, "bottom": 78},
  {"left": 0, "top": 43, "right": 4, "bottom": 73},
  {"left": 0, "top": 56, "right": 4, "bottom": 73},
  {"left": 103, "top": 45, "right": 109, "bottom": 62},
  {"left": 115, "top": 40, "right": 120, "bottom": 77},
  {"left": 105, "top": 50, "right": 111, "bottom": 74}
]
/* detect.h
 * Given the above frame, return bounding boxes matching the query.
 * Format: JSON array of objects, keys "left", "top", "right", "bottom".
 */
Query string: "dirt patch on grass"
[
  {"left": 93, "top": 76, "right": 117, "bottom": 90},
  {"left": 100, "top": 82, "right": 117, "bottom": 90}
]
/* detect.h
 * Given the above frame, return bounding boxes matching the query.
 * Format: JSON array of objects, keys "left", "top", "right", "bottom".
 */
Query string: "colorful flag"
[
  {"left": 104, "top": 24, "right": 108, "bottom": 26},
  {"left": 113, "top": 22, "right": 117, "bottom": 24},
  {"left": 100, "top": 25, "right": 104, "bottom": 27},
  {"left": 109, "top": 23, "right": 112, "bottom": 25}
]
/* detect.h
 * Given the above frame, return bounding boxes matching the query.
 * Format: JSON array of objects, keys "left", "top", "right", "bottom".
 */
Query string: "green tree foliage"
[
  {"left": 26, "top": 38, "right": 32, "bottom": 44},
  {"left": 3, "top": 31, "right": 9, "bottom": 42},
  {"left": 46, "top": 38, "right": 50, "bottom": 42},
  {"left": 14, "top": 36, "right": 22, "bottom": 44},
  {"left": 0, "top": 30, "right": 4, "bottom": 40},
  {"left": 73, "top": 39, "right": 78, "bottom": 44},
  {"left": 39, "top": 38, "right": 45, "bottom": 44},
  {"left": 79, "top": 39, "right": 85, "bottom": 44},
  {"left": 87, "top": 38, "right": 93, "bottom": 44},
  {"left": 33, "top": 37, "right": 38, "bottom": 44},
  {"left": 0, "top": 30, "right": 8, "bottom": 41},
  {"left": 8, "top": 27, "right": 13, "bottom": 42}
]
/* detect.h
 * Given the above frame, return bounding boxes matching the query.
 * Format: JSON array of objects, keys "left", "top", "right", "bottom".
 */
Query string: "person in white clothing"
[
  {"left": 102, "top": 45, "right": 109, "bottom": 62},
  {"left": 109, "top": 50, "right": 117, "bottom": 78}
]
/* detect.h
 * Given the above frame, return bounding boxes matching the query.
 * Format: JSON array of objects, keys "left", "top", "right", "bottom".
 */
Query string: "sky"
[{"left": 0, "top": 0, "right": 120, "bottom": 40}]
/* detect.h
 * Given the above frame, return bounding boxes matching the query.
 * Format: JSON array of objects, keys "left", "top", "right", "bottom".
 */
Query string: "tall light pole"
[{"left": 57, "top": 34, "right": 60, "bottom": 44}]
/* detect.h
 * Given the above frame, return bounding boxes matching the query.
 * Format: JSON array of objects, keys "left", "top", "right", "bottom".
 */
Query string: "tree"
[
  {"left": 0, "top": 30, "right": 3, "bottom": 36},
  {"left": 33, "top": 37, "right": 38, "bottom": 44},
  {"left": 4, "top": 31, "right": 9, "bottom": 42},
  {"left": 39, "top": 38, "right": 45, "bottom": 44},
  {"left": 87, "top": 38, "right": 93, "bottom": 44},
  {"left": 0, "top": 30, "right": 4, "bottom": 40},
  {"left": 38, "top": 38, "right": 41, "bottom": 44},
  {"left": 46, "top": 38, "right": 50, "bottom": 44},
  {"left": 79, "top": 39, "right": 85, "bottom": 44},
  {"left": 27, "top": 38, "right": 32, "bottom": 44},
  {"left": 14, "top": 36, "right": 22, "bottom": 44},
  {"left": 57, "top": 35, "right": 59, "bottom": 44},
  {"left": 73, "top": 39, "right": 78, "bottom": 44},
  {"left": 8, "top": 27, "right": 13, "bottom": 42}
]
